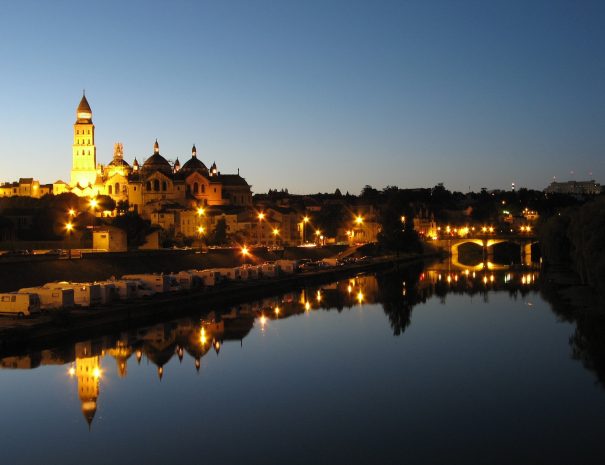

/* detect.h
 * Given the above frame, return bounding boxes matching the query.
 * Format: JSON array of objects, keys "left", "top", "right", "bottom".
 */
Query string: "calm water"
[{"left": 1, "top": 263, "right": 605, "bottom": 465}]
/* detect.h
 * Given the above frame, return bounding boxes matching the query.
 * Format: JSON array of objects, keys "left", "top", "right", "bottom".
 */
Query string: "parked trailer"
[
  {"left": 241, "top": 265, "right": 259, "bottom": 280},
  {"left": 261, "top": 263, "right": 278, "bottom": 278},
  {"left": 18, "top": 285, "right": 75, "bottom": 310},
  {"left": 107, "top": 279, "right": 139, "bottom": 300},
  {"left": 170, "top": 271, "right": 202, "bottom": 290},
  {"left": 214, "top": 268, "right": 241, "bottom": 281},
  {"left": 122, "top": 274, "right": 180, "bottom": 293},
  {"left": 275, "top": 260, "right": 297, "bottom": 274},
  {"left": 95, "top": 282, "right": 119, "bottom": 304},
  {"left": 56, "top": 282, "right": 102, "bottom": 307},
  {"left": 188, "top": 270, "right": 218, "bottom": 287},
  {"left": 0, "top": 293, "right": 41, "bottom": 317}
]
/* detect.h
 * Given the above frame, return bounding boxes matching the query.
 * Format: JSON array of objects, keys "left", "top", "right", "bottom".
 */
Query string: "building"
[
  {"left": 544, "top": 180, "right": 601, "bottom": 195},
  {"left": 1, "top": 94, "right": 253, "bottom": 226}
]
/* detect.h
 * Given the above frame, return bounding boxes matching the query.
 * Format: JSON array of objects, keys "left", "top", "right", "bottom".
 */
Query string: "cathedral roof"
[
  {"left": 216, "top": 174, "right": 249, "bottom": 187},
  {"left": 107, "top": 158, "right": 131, "bottom": 168},
  {"left": 141, "top": 141, "right": 173, "bottom": 177},
  {"left": 180, "top": 156, "right": 208, "bottom": 177}
]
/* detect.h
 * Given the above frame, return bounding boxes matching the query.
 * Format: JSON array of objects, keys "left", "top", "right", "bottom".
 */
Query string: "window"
[
  {"left": 193, "top": 182, "right": 199, "bottom": 194},
  {"left": 214, "top": 188, "right": 216, "bottom": 193},
  {"left": 162, "top": 181, "right": 167, "bottom": 191},
  {"left": 146, "top": 181, "right": 151, "bottom": 191},
  {"left": 134, "top": 187, "right": 137, "bottom": 191},
  {"left": 108, "top": 185, "right": 113, "bottom": 195},
  {"left": 115, "top": 182, "right": 120, "bottom": 193},
  {"left": 153, "top": 180, "right": 160, "bottom": 191},
  {"left": 202, "top": 184, "right": 205, "bottom": 193}
]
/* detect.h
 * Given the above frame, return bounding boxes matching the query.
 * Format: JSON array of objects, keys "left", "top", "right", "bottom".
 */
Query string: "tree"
[
  {"left": 111, "top": 212, "right": 153, "bottom": 247},
  {"left": 207, "top": 218, "right": 228, "bottom": 245},
  {"left": 377, "top": 189, "right": 422, "bottom": 255}
]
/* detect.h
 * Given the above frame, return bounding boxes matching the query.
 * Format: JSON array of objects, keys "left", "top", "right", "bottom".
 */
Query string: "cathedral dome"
[
  {"left": 180, "top": 156, "right": 208, "bottom": 176},
  {"left": 141, "top": 140, "right": 173, "bottom": 177}
]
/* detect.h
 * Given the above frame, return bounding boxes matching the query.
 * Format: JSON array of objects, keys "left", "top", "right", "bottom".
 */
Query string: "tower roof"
[
  {"left": 78, "top": 94, "right": 92, "bottom": 114},
  {"left": 76, "top": 93, "right": 93, "bottom": 123}
]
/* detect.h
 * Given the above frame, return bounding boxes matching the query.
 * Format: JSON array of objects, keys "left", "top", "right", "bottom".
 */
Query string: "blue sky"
[{"left": 0, "top": 0, "right": 604, "bottom": 194}]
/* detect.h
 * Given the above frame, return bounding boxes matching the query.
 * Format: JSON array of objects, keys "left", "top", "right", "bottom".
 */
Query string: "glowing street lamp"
[
  {"left": 257, "top": 212, "right": 265, "bottom": 245},
  {"left": 272, "top": 227, "right": 280, "bottom": 245},
  {"left": 65, "top": 222, "right": 74, "bottom": 259},
  {"left": 68, "top": 208, "right": 76, "bottom": 217},
  {"left": 197, "top": 226, "right": 205, "bottom": 235},
  {"left": 355, "top": 215, "right": 363, "bottom": 226},
  {"left": 302, "top": 216, "right": 309, "bottom": 244},
  {"left": 241, "top": 246, "right": 250, "bottom": 264},
  {"left": 197, "top": 207, "right": 205, "bottom": 217}
]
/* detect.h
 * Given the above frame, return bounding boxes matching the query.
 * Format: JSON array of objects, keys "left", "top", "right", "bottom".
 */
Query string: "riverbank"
[
  {"left": 0, "top": 245, "right": 347, "bottom": 293},
  {"left": 0, "top": 253, "right": 437, "bottom": 353}
]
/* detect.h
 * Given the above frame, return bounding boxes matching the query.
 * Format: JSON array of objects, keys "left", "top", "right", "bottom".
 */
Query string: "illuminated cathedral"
[{"left": 2, "top": 93, "right": 252, "bottom": 218}]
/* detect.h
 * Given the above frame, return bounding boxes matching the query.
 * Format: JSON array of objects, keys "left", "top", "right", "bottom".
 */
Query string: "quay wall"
[{"left": 0, "top": 246, "right": 347, "bottom": 293}]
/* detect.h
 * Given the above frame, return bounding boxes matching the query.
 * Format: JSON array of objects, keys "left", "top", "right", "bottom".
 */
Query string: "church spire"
[
  {"left": 154, "top": 139, "right": 159, "bottom": 154},
  {"left": 192, "top": 144, "right": 197, "bottom": 158}
]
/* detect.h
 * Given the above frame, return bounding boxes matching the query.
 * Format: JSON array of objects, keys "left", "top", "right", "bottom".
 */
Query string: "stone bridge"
[{"left": 432, "top": 235, "right": 538, "bottom": 269}]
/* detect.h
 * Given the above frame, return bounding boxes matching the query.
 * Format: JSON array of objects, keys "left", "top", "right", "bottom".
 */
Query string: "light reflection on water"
[{"left": 1, "top": 263, "right": 604, "bottom": 465}]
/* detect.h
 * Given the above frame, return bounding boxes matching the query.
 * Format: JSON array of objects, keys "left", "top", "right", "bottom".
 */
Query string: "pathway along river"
[{"left": 1, "top": 261, "right": 604, "bottom": 465}]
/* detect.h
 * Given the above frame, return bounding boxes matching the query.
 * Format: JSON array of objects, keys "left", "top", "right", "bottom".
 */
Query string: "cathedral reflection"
[{"left": 0, "top": 262, "right": 545, "bottom": 428}]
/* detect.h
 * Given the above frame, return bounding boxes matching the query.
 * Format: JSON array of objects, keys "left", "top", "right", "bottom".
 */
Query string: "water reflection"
[{"left": 4, "top": 261, "right": 595, "bottom": 431}]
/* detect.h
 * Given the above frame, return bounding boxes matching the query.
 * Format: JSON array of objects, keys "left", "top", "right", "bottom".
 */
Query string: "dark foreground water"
[{"left": 1, "top": 263, "right": 605, "bottom": 465}]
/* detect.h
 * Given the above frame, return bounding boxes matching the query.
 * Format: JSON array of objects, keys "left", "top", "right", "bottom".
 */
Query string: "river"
[{"left": 1, "top": 261, "right": 604, "bottom": 464}]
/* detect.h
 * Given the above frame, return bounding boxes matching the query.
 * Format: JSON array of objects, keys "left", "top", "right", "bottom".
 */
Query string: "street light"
[
  {"left": 315, "top": 229, "right": 321, "bottom": 245},
  {"left": 355, "top": 215, "right": 363, "bottom": 226},
  {"left": 302, "top": 216, "right": 309, "bottom": 244},
  {"left": 65, "top": 222, "right": 74, "bottom": 259},
  {"left": 272, "top": 227, "right": 280, "bottom": 246},
  {"left": 68, "top": 208, "right": 76, "bottom": 217},
  {"left": 89, "top": 198, "right": 98, "bottom": 250},
  {"left": 196, "top": 207, "right": 206, "bottom": 250},
  {"left": 241, "top": 245, "right": 250, "bottom": 264},
  {"left": 257, "top": 212, "right": 265, "bottom": 245}
]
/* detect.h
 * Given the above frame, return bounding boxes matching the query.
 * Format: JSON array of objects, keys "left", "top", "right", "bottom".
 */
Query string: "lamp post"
[
  {"left": 89, "top": 198, "right": 98, "bottom": 251},
  {"left": 302, "top": 215, "right": 309, "bottom": 245},
  {"left": 65, "top": 222, "right": 74, "bottom": 259},
  {"left": 315, "top": 229, "right": 321, "bottom": 245},
  {"left": 257, "top": 212, "right": 265, "bottom": 246},
  {"left": 272, "top": 227, "right": 280, "bottom": 246},
  {"left": 197, "top": 207, "right": 205, "bottom": 250}
]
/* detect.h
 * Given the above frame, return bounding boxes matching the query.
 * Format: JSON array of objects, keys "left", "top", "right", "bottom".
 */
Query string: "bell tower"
[{"left": 70, "top": 92, "right": 97, "bottom": 187}]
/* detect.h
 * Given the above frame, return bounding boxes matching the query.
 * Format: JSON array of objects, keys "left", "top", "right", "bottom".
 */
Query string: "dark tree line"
[{"left": 540, "top": 197, "right": 605, "bottom": 295}]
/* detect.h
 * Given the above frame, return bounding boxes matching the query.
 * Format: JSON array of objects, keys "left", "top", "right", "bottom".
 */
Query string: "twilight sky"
[{"left": 0, "top": 0, "right": 604, "bottom": 194}]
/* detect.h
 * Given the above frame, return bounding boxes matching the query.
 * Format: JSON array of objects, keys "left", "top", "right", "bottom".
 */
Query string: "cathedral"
[{"left": 2, "top": 94, "right": 252, "bottom": 219}]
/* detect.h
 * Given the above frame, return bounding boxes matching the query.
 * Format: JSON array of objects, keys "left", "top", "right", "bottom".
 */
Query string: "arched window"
[
  {"left": 153, "top": 180, "right": 160, "bottom": 191},
  {"left": 193, "top": 182, "right": 199, "bottom": 194},
  {"left": 162, "top": 181, "right": 167, "bottom": 191},
  {"left": 146, "top": 181, "right": 151, "bottom": 191},
  {"left": 108, "top": 185, "right": 112, "bottom": 195},
  {"left": 202, "top": 184, "right": 205, "bottom": 193},
  {"left": 115, "top": 182, "right": 120, "bottom": 193}
]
